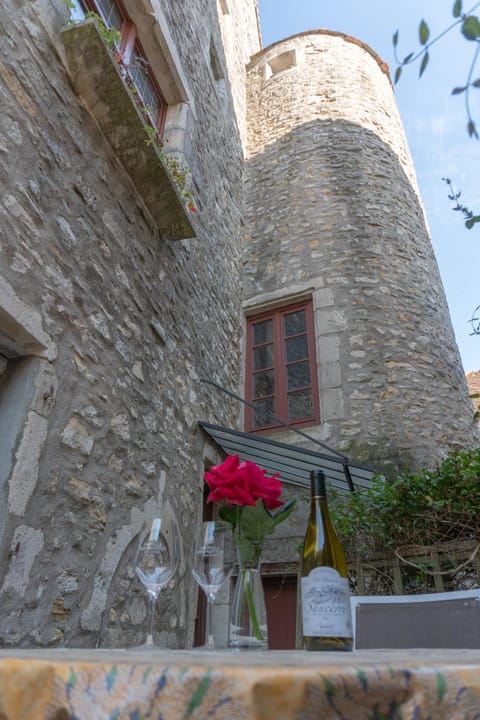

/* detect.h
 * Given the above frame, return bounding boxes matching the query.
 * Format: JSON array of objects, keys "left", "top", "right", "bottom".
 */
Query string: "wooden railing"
[{"left": 348, "top": 540, "right": 480, "bottom": 595}]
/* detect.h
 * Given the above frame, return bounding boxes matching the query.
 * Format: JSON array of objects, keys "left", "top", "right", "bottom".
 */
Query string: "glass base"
[
  {"left": 229, "top": 636, "right": 268, "bottom": 651},
  {"left": 229, "top": 562, "right": 269, "bottom": 652}
]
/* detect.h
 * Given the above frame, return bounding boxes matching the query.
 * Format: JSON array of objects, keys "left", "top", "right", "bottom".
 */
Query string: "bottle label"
[{"left": 301, "top": 567, "right": 352, "bottom": 638}]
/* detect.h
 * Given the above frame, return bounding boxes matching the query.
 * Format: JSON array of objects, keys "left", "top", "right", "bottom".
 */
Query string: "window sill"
[{"left": 61, "top": 19, "right": 195, "bottom": 240}]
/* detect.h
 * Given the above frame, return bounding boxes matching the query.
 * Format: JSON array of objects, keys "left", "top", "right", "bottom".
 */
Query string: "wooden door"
[{"left": 263, "top": 574, "right": 298, "bottom": 649}]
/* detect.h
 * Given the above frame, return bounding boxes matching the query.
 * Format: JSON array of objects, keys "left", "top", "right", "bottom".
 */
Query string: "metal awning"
[{"left": 199, "top": 421, "right": 378, "bottom": 495}]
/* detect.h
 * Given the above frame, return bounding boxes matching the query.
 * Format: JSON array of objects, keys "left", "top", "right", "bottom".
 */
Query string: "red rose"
[{"left": 205, "top": 455, "right": 283, "bottom": 510}]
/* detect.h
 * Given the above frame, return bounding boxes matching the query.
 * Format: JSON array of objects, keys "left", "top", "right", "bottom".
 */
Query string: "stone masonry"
[
  {"left": 0, "top": 0, "right": 478, "bottom": 651},
  {"left": 0, "top": 0, "right": 260, "bottom": 648},
  {"left": 244, "top": 31, "right": 479, "bottom": 476}
]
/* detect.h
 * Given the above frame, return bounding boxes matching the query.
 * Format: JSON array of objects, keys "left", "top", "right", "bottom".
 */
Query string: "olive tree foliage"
[{"left": 393, "top": 0, "right": 480, "bottom": 230}]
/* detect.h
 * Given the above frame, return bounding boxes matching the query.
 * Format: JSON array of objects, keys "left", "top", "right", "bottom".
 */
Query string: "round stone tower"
[{"left": 243, "top": 31, "right": 478, "bottom": 475}]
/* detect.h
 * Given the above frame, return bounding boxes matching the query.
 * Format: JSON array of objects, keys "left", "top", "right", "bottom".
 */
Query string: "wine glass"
[
  {"left": 134, "top": 516, "right": 179, "bottom": 648},
  {"left": 191, "top": 520, "right": 234, "bottom": 649}
]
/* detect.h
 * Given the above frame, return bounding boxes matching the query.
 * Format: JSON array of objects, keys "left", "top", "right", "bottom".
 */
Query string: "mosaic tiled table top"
[{"left": 0, "top": 647, "right": 480, "bottom": 719}]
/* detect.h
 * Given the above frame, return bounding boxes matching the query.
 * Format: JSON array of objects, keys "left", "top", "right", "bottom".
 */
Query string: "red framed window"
[
  {"left": 245, "top": 300, "right": 320, "bottom": 432},
  {"left": 71, "top": 0, "right": 167, "bottom": 132}
]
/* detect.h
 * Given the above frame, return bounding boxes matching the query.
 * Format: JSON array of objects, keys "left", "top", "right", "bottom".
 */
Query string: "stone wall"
[
  {"left": 1, "top": 0, "right": 477, "bottom": 651},
  {"left": 0, "top": 0, "right": 258, "bottom": 648},
  {"left": 467, "top": 371, "right": 480, "bottom": 421},
  {"left": 244, "top": 31, "right": 479, "bottom": 476}
]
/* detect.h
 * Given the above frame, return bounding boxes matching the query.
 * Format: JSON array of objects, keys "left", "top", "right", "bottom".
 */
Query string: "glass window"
[
  {"left": 253, "top": 320, "right": 273, "bottom": 344},
  {"left": 288, "top": 390, "right": 314, "bottom": 421},
  {"left": 127, "top": 53, "right": 161, "bottom": 122},
  {"left": 70, "top": 1, "right": 86, "bottom": 22},
  {"left": 285, "top": 335, "right": 308, "bottom": 363},
  {"left": 95, "top": 0, "right": 123, "bottom": 29},
  {"left": 253, "top": 370, "right": 275, "bottom": 398},
  {"left": 253, "top": 344, "right": 274, "bottom": 371},
  {"left": 284, "top": 310, "right": 306, "bottom": 337},
  {"left": 253, "top": 398, "right": 275, "bottom": 428},
  {"left": 245, "top": 299, "right": 320, "bottom": 432},
  {"left": 286, "top": 361, "right": 311, "bottom": 390},
  {"left": 73, "top": 0, "right": 166, "bottom": 131}
]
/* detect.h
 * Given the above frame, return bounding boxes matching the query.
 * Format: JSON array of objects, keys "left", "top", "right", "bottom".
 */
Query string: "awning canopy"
[{"left": 199, "top": 421, "right": 378, "bottom": 495}]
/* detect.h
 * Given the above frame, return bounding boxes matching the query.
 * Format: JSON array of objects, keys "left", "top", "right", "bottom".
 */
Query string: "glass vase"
[{"left": 229, "top": 541, "right": 268, "bottom": 650}]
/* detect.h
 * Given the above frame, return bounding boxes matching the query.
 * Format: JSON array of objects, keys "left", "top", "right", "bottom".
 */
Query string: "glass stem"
[
  {"left": 205, "top": 594, "right": 215, "bottom": 649},
  {"left": 146, "top": 593, "right": 156, "bottom": 647}
]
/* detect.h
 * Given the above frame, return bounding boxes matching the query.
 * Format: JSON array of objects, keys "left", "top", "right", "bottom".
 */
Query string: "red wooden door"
[{"left": 263, "top": 575, "right": 298, "bottom": 649}]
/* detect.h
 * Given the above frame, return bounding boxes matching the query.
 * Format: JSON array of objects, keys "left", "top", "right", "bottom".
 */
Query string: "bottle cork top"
[{"left": 310, "top": 469, "right": 326, "bottom": 497}]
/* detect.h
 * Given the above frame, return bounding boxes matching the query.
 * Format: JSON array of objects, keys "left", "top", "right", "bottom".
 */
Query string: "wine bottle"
[{"left": 301, "top": 470, "right": 353, "bottom": 651}]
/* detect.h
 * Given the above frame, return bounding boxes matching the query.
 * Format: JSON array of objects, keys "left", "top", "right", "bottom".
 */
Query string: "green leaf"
[
  {"left": 436, "top": 672, "right": 447, "bottom": 703},
  {"left": 451, "top": 85, "right": 467, "bottom": 94},
  {"left": 467, "top": 119, "right": 479, "bottom": 137},
  {"left": 419, "top": 51, "right": 429, "bottom": 77},
  {"left": 393, "top": 30, "right": 399, "bottom": 47},
  {"left": 394, "top": 66, "right": 402, "bottom": 84},
  {"left": 403, "top": 52, "right": 414, "bottom": 63},
  {"left": 357, "top": 669, "right": 368, "bottom": 691},
  {"left": 238, "top": 498, "right": 296, "bottom": 544},
  {"left": 219, "top": 504, "right": 240, "bottom": 530},
  {"left": 466, "top": 215, "right": 480, "bottom": 228},
  {"left": 269, "top": 497, "right": 297, "bottom": 527},
  {"left": 186, "top": 671, "right": 211, "bottom": 718},
  {"left": 321, "top": 674, "right": 335, "bottom": 698},
  {"left": 419, "top": 19, "right": 430, "bottom": 45},
  {"left": 472, "top": 78, "right": 480, "bottom": 88},
  {"left": 453, "top": 0, "right": 462, "bottom": 17},
  {"left": 462, "top": 15, "right": 480, "bottom": 40}
]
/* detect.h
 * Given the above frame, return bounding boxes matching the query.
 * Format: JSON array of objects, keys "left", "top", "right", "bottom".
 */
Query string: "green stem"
[{"left": 243, "top": 569, "right": 264, "bottom": 641}]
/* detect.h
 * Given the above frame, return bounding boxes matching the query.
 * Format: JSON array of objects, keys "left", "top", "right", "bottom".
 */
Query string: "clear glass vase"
[{"left": 229, "top": 541, "right": 268, "bottom": 650}]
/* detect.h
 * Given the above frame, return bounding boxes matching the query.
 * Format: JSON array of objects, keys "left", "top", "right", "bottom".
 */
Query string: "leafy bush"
[{"left": 330, "top": 448, "right": 480, "bottom": 561}]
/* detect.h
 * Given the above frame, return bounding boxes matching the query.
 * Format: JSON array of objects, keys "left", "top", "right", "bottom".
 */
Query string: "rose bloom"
[{"left": 205, "top": 454, "right": 283, "bottom": 510}]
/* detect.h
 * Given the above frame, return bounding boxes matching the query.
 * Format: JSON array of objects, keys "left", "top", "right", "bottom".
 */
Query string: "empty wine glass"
[
  {"left": 134, "top": 516, "right": 179, "bottom": 649},
  {"left": 191, "top": 520, "right": 234, "bottom": 649}
]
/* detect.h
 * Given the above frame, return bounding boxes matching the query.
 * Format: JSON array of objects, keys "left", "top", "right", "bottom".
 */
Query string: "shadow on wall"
[{"left": 242, "top": 117, "right": 478, "bottom": 473}]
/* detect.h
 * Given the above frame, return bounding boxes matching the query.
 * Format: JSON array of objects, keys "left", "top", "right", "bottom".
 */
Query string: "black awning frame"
[{"left": 199, "top": 421, "right": 378, "bottom": 495}]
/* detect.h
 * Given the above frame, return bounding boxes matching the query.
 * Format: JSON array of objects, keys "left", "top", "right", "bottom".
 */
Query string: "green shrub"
[{"left": 330, "top": 448, "right": 480, "bottom": 560}]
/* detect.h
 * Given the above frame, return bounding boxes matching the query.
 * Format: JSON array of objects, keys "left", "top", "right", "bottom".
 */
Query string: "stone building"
[
  {"left": 0, "top": 0, "right": 477, "bottom": 649},
  {"left": 467, "top": 371, "right": 480, "bottom": 422}
]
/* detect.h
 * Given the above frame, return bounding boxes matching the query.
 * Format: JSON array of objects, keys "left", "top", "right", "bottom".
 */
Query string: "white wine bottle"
[{"left": 301, "top": 470, "right": 353, "bottom": 651}]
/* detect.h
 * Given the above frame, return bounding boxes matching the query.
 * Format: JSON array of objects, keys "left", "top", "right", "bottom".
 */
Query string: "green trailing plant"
[
  {"left": 83, "top": 12, "right": 121, "bottom": 46},
  {"left": 330, "top": 448, "right": 480, "bottom": 563},
  {"left": 68, "top": 9, "right": 197, "bottom": 214},
  {"left": 392, "top": 3, "right": 480, "bottom": 324},
  {"left": 442, "top": 177, "right": 480, "bottom": 228},
  {"left": 143, "top": 123, "right": 196, "bottom": 213},
  {"left": 393, "top": 0, "right": 480, "bottom": 139},
  {"left": 70, "top": 10, "right": 121, "bottom": 45}
]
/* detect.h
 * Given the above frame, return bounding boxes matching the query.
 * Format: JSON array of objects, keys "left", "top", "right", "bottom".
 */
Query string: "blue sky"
[{"left": 258, "top": 0, "right": 480, "bottom": 373}]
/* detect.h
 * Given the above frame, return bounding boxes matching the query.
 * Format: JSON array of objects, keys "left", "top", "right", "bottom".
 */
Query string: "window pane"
[
  {"left": 286, "top": 361, "right": 311, "bottom": 390},
  {"left": 129, "top": 56, "right": 160, "bottom": 120},
  {"left": 253, "top": 370, "right": 274, "bottom": 398},
  {"left": 96, "top": 0, "right": 123, "bottom": 29},
  {"left": 253, "top": 320, "right": 273, "bottom": 345},
  {"left": 285, "top": 335, "right": 308, "bottom": 362},
  {"left": 70, "top": 0, "right": 86, "bottom": 22},
  {"left": 284, "top": 310, "right": 306, "bottom": 337},
  {"left": 253, "top": 344, "right": 273, "bottom": 370},
  {"left": 288, "top": 390, "right": 313, "bottom": 421},
  {"left": 253, "top": 398, "right": 275, "bottom": 428}
]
